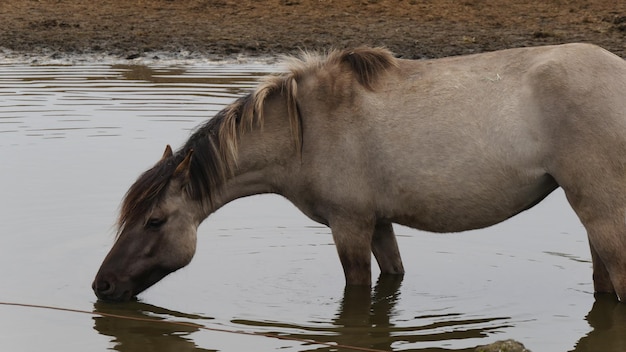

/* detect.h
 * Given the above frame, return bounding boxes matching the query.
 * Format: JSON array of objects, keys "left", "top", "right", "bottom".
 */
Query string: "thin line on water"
[{"left": 0, "top": 301, "right": 390, "bottom": 352}]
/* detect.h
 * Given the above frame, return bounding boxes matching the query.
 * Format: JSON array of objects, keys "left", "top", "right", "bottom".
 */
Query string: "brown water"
[{"left": 0, "top": 61, "right": 624, "bottom": 352}]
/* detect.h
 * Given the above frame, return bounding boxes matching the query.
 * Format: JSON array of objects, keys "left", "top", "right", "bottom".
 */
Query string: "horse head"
[{"left": 93, "top": 146, "right": 202, "bottom": 302}]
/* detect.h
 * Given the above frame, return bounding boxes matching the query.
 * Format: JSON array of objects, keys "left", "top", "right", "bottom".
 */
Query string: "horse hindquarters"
[{"left": 528, "top": 44, "right": 626, "bottom": 301}]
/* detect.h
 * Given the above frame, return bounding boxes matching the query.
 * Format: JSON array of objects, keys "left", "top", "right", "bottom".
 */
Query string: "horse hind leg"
[
  {"left": 589, "top": 239, "right": 616, "bottom": 294},
  {"left": 563, "top": 185, "right": 626, "bottom": 301},
  {"left": 584, "top": 218, "right": 626, "bottom": 301},
  {"left": 371, "top": 221, "right": 405, "bottom": 276}
]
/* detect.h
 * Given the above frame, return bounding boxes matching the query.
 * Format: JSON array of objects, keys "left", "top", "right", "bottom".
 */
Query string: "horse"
[{"left": 93, "top": 43, "right": 626, "bottom": 303}]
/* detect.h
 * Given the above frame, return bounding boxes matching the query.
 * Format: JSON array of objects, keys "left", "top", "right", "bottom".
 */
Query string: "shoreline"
[
  {"left": 1, "top": 0, "right": 624, "bottom": 63},
  {"left": 0, "top": 48, "right": 281, "bottom": 66}
]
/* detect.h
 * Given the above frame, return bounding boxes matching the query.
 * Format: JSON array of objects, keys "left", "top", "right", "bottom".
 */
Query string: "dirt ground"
[{"left": 0, "top": 0, "right": 625, "bottom": 60}]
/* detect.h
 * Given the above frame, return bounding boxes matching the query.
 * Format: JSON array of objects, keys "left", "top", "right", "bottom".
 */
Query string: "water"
[{"left": 0, "top": 60, "right": 624, "bottom": 352}]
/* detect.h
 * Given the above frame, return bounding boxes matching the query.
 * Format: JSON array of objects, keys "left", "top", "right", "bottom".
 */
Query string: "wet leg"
[
  {"left": 565, "top": 189, "right": 626, "bottom": 300},
  {"left": 589, "top": 239, "right": 615, "bottom": 294},
  {"left": 585, "top": 220, "right": 626, "bottom": 302},
  {"left": 558, "top": 167, "right": 626, "bottom": 301},
  {"left": 330, "top": 217, "right": 374, "bottom": 286},
  {"left": 371, "top": 221, "right": 405, "bottom": 275}
]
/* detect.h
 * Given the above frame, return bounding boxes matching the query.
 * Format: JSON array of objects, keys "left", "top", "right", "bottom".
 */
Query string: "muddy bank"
[{"left": 1, "top": 0, "right": 625, "bottom": 61}]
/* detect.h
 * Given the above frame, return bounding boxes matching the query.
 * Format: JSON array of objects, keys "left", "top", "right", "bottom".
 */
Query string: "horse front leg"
[
  {"left": 372, "top": 221, "right": 405, "bottom": 275},
  {"left": 330, "top": 217, "right": 375, "bottom": 286}
]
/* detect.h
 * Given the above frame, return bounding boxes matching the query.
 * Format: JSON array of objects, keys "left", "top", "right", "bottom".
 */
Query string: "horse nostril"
[{"left": 93, "top": 278, "right": 115, "bottom": 296}]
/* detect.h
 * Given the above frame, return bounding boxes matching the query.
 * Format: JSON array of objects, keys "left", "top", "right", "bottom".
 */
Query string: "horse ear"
[
  {"left": 161, "top": 145, "right": 173, "bottom": 161},
  {"left": 173, "top": 148, "right": 194, "bottom": 181}
]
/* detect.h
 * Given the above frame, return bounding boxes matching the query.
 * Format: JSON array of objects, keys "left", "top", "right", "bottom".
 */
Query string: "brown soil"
[{"left": 0, "top": 0, "right": 625, "bottom": 60}]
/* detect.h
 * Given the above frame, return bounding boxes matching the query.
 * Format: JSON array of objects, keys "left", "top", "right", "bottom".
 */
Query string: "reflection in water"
[
  {"left": 233, "top": 276, "right": 508, "bottom": 352},
  {"left": 113, "top": 64, "right": 263, "bottom": 97},
  {"left": 572, "top": 294, "right": 626, "bottom": 352},
  {"left": 90, "top": 271, "right": 626, "bottom": 351},
  {"left": 91, "top": 276, "right": 510, "bottom": 352},
  {"left": 0, "top": 63, "right": 272, "bottom": 143},
  {"left": 114, "top": 65, "right": 186, "bottom": 82},
  {"left": 93, "top": 301, "right": 216, "bottom": 352}
]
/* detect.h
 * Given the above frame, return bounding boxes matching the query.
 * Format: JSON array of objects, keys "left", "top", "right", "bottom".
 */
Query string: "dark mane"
[
  {"left": 117, "top": 47, "right": 398, "bottom": 233},
  {"left": 117, "top": 149, "right": 184, "bottom": 233},
  {"left": 116, "top": 95, "right": 251, "bottom": 233}
]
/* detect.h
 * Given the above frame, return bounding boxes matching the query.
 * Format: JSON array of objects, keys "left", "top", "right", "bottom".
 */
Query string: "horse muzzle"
[
  {"left": 92, "top": 272, "right": 135, "bottom": 302},
  {"left": 92, "top": 266, "right": 172, "bottom": 302}
]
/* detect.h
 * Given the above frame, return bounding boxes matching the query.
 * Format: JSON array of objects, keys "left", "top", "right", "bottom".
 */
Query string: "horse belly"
[
  {"left": 384, "top": 171, "right": 558, "bottom": 233},
  {"left": 367, "top": 61, "right": 557, "bottom": 232},
  {"left": 371, "top": 128, "right": 558, "bottom": 233}
]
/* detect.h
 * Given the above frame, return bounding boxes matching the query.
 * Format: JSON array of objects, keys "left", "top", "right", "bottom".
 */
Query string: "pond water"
[{"left": 0, "top": 59, "right": 625, "bottom": 352}]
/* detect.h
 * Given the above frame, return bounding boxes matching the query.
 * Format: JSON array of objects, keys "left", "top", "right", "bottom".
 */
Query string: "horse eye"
[{"left": 146, "top": 218, "right": 166, "bottom": 229}]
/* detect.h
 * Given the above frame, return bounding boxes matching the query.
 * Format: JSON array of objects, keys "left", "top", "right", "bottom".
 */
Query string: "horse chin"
[{"left": 132, "top": 267, "right": 172, "bottom": 298}]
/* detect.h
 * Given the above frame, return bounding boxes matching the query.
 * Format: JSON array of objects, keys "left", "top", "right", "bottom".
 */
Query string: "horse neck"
[{"left": 206, "top": 94, "right": 299, "bottom": 215}]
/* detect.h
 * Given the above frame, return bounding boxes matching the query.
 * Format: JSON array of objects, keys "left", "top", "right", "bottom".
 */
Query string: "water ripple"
[{"left": 0, "top": 63, "right": 275, "bottom": 145}]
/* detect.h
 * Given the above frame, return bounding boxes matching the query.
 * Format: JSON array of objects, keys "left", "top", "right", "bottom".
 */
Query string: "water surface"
[{"left": 0, "top": 61, "right": 624, "bottom": 352}]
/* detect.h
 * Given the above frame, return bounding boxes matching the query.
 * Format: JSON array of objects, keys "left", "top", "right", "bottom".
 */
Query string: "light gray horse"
[{"left": 93, "top": 43, "right": 626, "bottom": 302}]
